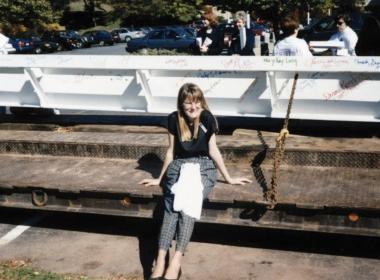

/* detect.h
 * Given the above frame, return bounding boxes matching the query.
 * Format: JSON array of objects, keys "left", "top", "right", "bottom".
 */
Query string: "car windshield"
[{"left": 314, "top": 17, "right": 336, "bottom": 32}]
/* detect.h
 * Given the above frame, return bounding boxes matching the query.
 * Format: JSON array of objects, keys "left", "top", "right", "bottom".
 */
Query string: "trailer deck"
[{"left": 0, "top": 125, "right": 379, "bottom": 237}]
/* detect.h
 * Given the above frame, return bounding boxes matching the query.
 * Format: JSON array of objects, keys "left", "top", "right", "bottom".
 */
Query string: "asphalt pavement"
[
  {"left": 58, "top": 43, "right": 127, "bottom": 55},
  {"left": 0, "top": 208, "right": 379, "bottom": 280}
]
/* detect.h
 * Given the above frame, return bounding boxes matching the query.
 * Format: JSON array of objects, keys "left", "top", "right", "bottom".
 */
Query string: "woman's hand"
[
  {"left": 200, "top": 46, "right": 208, "bottom": 53},
  {"left": 227, "top": 177, "right": 252, "bottom": 185},
  {"left": 139, "top": 178, "right": 161, "bottom": 187}
]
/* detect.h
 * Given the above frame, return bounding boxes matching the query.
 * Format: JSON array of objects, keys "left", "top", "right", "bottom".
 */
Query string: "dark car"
[
  {"left": 82, "top": 30, "right": 114, "bottom": 46},
  {"left": 298, "top": 13, "right": 367, "bottom": 43},
  {"left": 9, "top": 35, "right": 59, "bottom": 54},
  {"left": 66, "top": 30, "right": 91, "bottom": 48},
  {"left": 125, "top": 28, "right": 195, "bottom": 53},
  {"left": 31, "top": 36, "right": 60, "bottom": 54},
  {"left": 9, "top": 37, "right": 35, "bottom": 53},
  {"left": 41, "top": 31, "right": 79, "bottom": 51}
]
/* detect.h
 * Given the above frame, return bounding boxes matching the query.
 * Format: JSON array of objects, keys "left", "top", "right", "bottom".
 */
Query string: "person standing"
[
  {"left": 229, "top": 12, "right": 255, "bottom": 56},
  {"left": 329, "top": 14, "right": 358, "bottom": 56},
  {"left": 274, "top": 15, "right": 312, "bottom": 56},
  {"left": 140, "top": 83, "right": 251, "bottom": 280},
  {"left": 194, "top": 12, "right": 223, "bottom": 55}
]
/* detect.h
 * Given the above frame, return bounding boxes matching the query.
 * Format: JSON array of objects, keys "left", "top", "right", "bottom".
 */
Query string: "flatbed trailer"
[
  {"left": 0, "top": 123, "right": 378, "bottom": 237},
  {"left": 0, "top": 55, "right": 379, "bottom": 237}
]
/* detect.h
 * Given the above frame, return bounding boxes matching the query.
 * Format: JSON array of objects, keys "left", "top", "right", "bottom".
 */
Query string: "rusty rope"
[{"left": 266, "top": 73, "right": 299, "bottom": 209}]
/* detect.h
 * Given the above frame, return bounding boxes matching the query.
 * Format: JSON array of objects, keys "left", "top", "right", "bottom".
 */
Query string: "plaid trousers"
[{"left": 158, "top": 156, "right": 217, "bottom": 252}]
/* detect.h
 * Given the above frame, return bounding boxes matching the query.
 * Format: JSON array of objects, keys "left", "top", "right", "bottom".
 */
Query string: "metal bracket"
[
  {"left": 136, "top": 69, "right": 153, "bottom": 112},
  {"left": 24, "top": 67, "right": 47, "bottom": 107},
  {"left": 268, "top": 71, "right": 278, "bottom": 111}
]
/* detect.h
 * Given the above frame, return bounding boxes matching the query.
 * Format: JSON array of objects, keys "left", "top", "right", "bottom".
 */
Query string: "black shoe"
[
  {"left": 149, "top": 276, "right": 162, "bottom": 280},
  {"left": 163, "top": 268, "right": 181, "bottom": 280}
]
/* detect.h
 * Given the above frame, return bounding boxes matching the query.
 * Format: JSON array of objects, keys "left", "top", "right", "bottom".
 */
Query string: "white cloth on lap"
[{"left": 171, "top": 162, "right": 204, "bottom": 220}]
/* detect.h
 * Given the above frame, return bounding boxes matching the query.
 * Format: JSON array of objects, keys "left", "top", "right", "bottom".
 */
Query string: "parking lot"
[
  {"left": 1, "top": 208, "right": 379, "bottom": 280},
  {"left": 58, "top": 42, "right": 127, "bottom": 55}
]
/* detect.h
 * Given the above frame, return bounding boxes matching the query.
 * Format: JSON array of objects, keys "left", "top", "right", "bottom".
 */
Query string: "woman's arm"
[
  {"left": 139, "top": 133, "right": 175, "bottom": 186},
  {"left": 208, "top": 133, "right": 252, "bottom": 185}
]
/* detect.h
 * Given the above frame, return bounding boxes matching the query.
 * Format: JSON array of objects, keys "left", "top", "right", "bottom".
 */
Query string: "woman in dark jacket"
[
  {"left": 194, "top": 12, "right": 223, "bottom": 55},
  {"left": 229, "top": 12, "right": 255, "bottom": 56}
]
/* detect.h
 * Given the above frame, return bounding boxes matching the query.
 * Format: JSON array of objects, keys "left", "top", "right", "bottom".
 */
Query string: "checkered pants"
[{"left": 158, "top": 156, "right": 217, "bottom": 252}]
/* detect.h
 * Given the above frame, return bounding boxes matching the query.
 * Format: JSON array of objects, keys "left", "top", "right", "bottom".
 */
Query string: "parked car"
[
  {"left": 82, "top": 30, "right": 113, "bottom": 46},
  {"left": 82, "top": 32, "right": 97, "bottom": 46},
  {"left": 1, "top": 43, "right": 16, "bottom": 54},
  {"left": 125, "top": 28, "right": 195, "bottom": 53},
  {"left": 41, "top": 31, "right": 79, "bottom": 51},
  {"left": 9, "top": 32, "right": 60, "bottom": 54},
  {"left": 9, "top": 37, "right": 35, "bottom": 53},
  {"left": 111, "top": 27, "right": 145, "bottom": 42},
  {"left": 31, "top": 36, "right": 60, "bottom": 54},
  {"left": 66, "top": 30, "right": 91, "bottom": 48}
]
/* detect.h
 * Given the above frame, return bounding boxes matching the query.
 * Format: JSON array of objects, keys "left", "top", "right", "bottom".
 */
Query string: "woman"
[
  {"left": 140, "top": 83, "right": 251, "bottom": 280},
  {"left": 229, "top": 12, "right": 255, "bottom": 56},
  {"left": 195, "top": 12, "right": 223, "bottom": 55}
]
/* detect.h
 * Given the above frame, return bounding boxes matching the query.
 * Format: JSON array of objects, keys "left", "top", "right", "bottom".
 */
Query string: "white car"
[
  {"left": 1, "top": 43, "right": 16, "bottom": 54},
  {"left": 112, "top": 27, "right": 145, "bottom": 42}
]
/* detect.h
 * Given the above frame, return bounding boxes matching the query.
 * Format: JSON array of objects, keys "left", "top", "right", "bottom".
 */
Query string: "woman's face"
[
  {"left": 183, "top": 99, "right": 202, "bottom": 121},
  {"left": 202, "top": 19, "right": 210, "bottom": 27}
]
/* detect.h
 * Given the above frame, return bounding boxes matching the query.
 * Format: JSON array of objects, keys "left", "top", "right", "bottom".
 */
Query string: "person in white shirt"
[
  {"left": 329, "top": 14, "right": 358, "bottom": 56},
  {"left": 274, "top": 15, "right": 312, "bottom": 56}
]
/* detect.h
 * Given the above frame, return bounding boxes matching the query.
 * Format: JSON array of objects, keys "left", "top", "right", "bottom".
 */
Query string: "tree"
[
  {"left": 108, "top": 0, "right": 204, "bottom": 26},
  {"left": 83, "top": 0, "right": 107, "bottom": 26},
  {"left": 0, "top": 0, "right": 54, "bottom": 34}
]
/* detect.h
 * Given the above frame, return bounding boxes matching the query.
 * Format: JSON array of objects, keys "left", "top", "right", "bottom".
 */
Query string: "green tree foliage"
[
  {"left": 108, "top": 0, "right": 204, "bottom": 26},
  {"left": 0, "top": 0, "right": 54, "bottom": 34},
  {"left": 204, "top": 0, "right": 334, "bottom": 17}
]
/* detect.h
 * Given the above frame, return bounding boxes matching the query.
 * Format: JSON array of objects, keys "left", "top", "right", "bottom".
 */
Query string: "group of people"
[
  {"left": 0, "top": 11, "right": 366, "bottom": 280},
  {"left": 140, "top": 11, "right": 365, "bottom": 280},
  {"left": 274, "top": 13, "right": 358, "bottom": 57},
  {"left": 192, "top": 10, "right": 360, "bottom": 58},
  {"left": 194, "top": 11, "right": 255, "bottom": 56}
]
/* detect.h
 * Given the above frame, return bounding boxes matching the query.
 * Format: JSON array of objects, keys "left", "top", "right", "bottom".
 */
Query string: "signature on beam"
[{"left": 323, "top": 73, "right": 369, "bottom": 100}]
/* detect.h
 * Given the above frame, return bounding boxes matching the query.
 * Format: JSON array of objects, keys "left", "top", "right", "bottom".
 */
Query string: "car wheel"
[
  {"left": 140, "top": 48, "right": 148, "bottom": 55},
  {"left": 57, "top": 44, "right": 64, "bottom": 51},
  {"left": 34, "top": 47, "right": 42, "bottom": 54},
  {"left": 125, "top": 36, "right": 132, "bottom": 42},
  {"left": 99, "top": 41, "right": 105, "bottom": 46}
]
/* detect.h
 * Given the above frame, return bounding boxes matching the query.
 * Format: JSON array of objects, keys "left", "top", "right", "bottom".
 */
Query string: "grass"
[{"left": 0, "top": 260, "right": 142, "bottom": 280}]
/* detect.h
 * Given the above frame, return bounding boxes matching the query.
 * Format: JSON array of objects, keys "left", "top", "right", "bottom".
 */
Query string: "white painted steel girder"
[{"left": 0, "top": 55, "right": 379, "bottom": 122}]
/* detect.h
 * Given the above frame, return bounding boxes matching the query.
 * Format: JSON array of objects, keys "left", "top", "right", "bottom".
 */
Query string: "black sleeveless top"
[{"left": 167, "top": 110, "right": 218, "bottom": 158}]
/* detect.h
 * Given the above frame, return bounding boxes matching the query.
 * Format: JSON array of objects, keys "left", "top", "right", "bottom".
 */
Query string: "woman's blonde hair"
[{"left": 177, "top": 83, "right": 210, "bottom": 141}]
